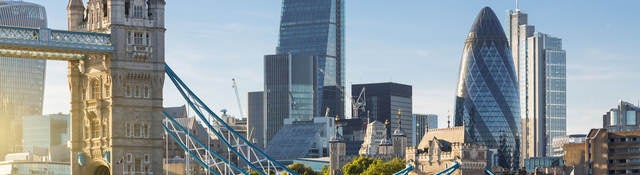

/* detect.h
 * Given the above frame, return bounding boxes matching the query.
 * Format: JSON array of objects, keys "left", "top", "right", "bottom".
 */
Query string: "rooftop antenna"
[{"left": 515, "top": 0, "right": 519, "bottom": 11}]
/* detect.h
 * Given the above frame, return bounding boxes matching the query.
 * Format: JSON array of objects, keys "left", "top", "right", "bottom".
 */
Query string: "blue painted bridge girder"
[{"left": 0, "top": 25, "right": 112, "bottom": 60}]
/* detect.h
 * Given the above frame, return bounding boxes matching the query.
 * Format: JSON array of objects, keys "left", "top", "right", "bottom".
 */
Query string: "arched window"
[
  {"left": 133, "top": 123, "right": 141, "bottom": 137},
  {"left": 135, "top": 85, "right": 140, "bottom": 97},
  {"left": 91, "top": 80, "right": 100, "bottom": 99},
  {"left": 91, "top": 117, "right": 101, "bottom": 138},
  {"left": 125, "top": 123, "right": 131, "bottom": 137},
  {"left": 125, "top": 85, "right": 131, "bottom": 97},
  {"left": 144, "top": 86, "right": 150, "bottom": 98}
]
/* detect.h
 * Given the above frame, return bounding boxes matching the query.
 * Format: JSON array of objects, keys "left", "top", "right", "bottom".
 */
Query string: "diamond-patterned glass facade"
[{"left": 454, "top": 7, "right": 521, "bottom": 169}]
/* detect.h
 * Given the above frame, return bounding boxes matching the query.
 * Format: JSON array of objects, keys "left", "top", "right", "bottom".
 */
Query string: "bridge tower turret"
[
  {"left": 67, "top": 0, "right": 166, "bottom": 174},
  {"left": 67, "top": 0, "right": 85, "bottom": 31}
]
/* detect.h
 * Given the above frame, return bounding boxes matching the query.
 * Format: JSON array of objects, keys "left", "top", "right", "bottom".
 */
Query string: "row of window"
[
  {"left": 124, "top": 153, "right": 152, "bottom": 175},
  {"left": 127, "top": 32, "right": 151, "bottom": 46},
  {"left": 125, "top": 84, "right": 151, "bottom": 98},
  {"left": 125, "top": 122, "right": 151, "bottom": 138},
  {"left": 609, "top": 137, "right": 640, "bottom": 143}
]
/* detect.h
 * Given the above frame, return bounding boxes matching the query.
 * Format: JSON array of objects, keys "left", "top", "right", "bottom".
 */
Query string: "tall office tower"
[
  {"left": 411, "top": 114, "right": 438, "bottom": 146},
  {"left": 264, "top": 54, "right": 315, "bottom": 144},
  {"left": 276, "top": 0, "right": 345, "bottom": 118},
  {"left": 602, "top": 100, "right": 640, "bottom": 132},
  {"left": 454, "top": 7, "right": 521, "bottom": 170},
  {"left": 523, "top": 33, "right": 567, "bottom": 157},
  {"left": 352, "top": 82, "right": 413, "bottom": 146},
  {"left": 509, "top": 9, "right": 534, "bottom": 80},
  {"left": 247, "top": 91, "right": 265, "bottom": 148},
  {"left": 0, "top": 0, "right": 47, "bottom": 160},
  {"left": 510, "top": 9, "right": 567, "bottom": 159}
]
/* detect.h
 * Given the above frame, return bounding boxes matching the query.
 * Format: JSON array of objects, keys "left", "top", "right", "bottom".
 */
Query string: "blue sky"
[{"left": 34, "top": 1, "right": 640, "bottom": 135}]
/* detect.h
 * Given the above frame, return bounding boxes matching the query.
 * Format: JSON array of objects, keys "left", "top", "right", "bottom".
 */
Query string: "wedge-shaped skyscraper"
[{"left": 454, "top": 7, "right": 521, "bottom": 169}]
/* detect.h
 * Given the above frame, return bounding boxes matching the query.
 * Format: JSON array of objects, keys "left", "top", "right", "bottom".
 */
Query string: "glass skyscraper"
[
  {"left": 509, "top": 9, "right": 567, "bottom": 159},
  {"left": 276, "top": 0, "right": 345, "bottom": 118},
  {"left": 0, "top": 0, "right": 47, "bottom": 160},
  {"left": 264, "top": 54, "right": 316, "bottom": 144},
  {"left": 454, "top": 7, "right": 520, "bottom": 170},
  {"left": 526, "top": 33, "right": 566, "bottom": 157}
]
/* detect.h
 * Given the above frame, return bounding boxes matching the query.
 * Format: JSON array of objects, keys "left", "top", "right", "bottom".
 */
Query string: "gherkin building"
[{"left": 454, "top": 7, "right": 521, "bottom": 170}]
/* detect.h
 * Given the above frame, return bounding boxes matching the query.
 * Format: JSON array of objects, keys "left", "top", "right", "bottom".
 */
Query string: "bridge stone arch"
[{"left": 0, "top": 0, "right": 166, "bottom": 174}]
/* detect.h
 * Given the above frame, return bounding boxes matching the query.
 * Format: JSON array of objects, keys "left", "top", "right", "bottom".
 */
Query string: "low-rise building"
[
  {"left": 0, "top": 161, "right": 69, "bottom": 175},
  {"left": 523, "top": 157, "right": 564, "bottom": 173},
  {"left": 551, "top": 134, "right": 586, "bottom": 157},
  {"left": 563, "top": 128, "right": 640, "bottom": 174},
  {"left": 406, "top": 126, "right": 487, "bottom": 175}
]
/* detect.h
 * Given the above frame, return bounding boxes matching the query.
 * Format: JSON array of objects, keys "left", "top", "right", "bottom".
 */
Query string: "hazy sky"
[{"left": 31, "top": 1, "right": 640, "bottom": 135}]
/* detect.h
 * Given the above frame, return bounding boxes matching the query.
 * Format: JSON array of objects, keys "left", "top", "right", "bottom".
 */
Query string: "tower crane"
[
  {"left": 232, "top": 78, "right": 244, "bottom": 119},
  {"left": 352, "top": 87, "right": 366, "bottom": 118}
]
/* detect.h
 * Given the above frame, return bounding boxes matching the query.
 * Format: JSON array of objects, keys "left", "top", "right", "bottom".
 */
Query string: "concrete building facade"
[
  {"left": 563, "top": 128, "right": 640, "bottom": 175},
  {"left": 551, "top": 134, "right": 586, "bottom": 157}
]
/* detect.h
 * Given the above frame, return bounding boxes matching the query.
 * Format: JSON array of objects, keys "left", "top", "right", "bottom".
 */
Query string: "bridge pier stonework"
[{"left": 67, "top": 0, "right": 166, "bottom": 174}]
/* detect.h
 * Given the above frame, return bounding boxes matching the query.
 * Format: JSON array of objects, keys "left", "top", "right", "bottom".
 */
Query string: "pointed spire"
[{"left": 68, "top": 0, "right": 84, "bottom": 10}]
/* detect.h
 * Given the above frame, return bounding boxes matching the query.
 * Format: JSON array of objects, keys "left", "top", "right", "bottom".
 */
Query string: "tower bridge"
[
  {"left": 0, "top": 0, "right": 298, "bottom": 174},
  {"left": 0, "top": 0, "right": 480, "bottom": 174}
]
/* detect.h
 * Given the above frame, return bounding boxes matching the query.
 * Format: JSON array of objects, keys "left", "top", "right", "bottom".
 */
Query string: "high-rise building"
[
  {"left": 509, "top": 9, "right": 567, "bottom": 159},
  {"left": 0, "top": 0, "right": 47, "bottom": 160},
  {"left": 602, "top": 100, "right": 640, "bottom": 132},
  {"left": 454, "top": 7, "right": 521, "bottom": 170},
  {"left": 509, "top": 9, "right": 534, "bottom": 80},
  {"left": 524, "top": 33, "right": 567, "bottom": 157},
  {"left": 264, "top": 54, "right": 315, "bottom": 144},
  {"left": 412, "top": 114, "right": 438, "bottom": 146},
  {"left": 351, "top": 82, "right": 413, "bottom": 145},
  {"left": 276, "top": 0, "right": 345, "bottom": 119},
  {"left": 247, "top": 91, "right": 265, "bottom": 148}
]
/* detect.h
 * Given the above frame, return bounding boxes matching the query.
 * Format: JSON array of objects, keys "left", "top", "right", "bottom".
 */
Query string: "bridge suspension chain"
[
  {"left": 162, "top": 113, "right": 248, "bottom": 175},
  {"left": 165, "top": 64, "right": 297, "bottom": 175}
]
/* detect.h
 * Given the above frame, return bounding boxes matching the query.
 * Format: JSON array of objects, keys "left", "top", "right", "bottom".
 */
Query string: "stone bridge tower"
[{"left": 67, "top": 0, "right": 166, "bottom": 174}]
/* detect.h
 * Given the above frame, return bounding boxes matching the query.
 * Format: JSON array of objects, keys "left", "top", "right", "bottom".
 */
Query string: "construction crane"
[
  {"left": 352, "top": 87, "right": 366, "bottom": 118},
  {"left": 232, "top": 78, "right": 244, "bottom": 119}
]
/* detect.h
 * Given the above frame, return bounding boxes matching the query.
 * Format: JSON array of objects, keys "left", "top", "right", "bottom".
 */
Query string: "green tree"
[
  {"left": 362, "top": 158, "right": 405, "bottom": 175},
  {"left": 342, "top": 156, "right": 376, "bottom": 175},
  {"left": 288, "top": 163, "right": 318, "bottom": 175},
  {"left": 321, "top": 165, "right": 330, "bottom": 175},
  {"left": 248, "top": 170, "right": 261, "bottom": 175}
]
